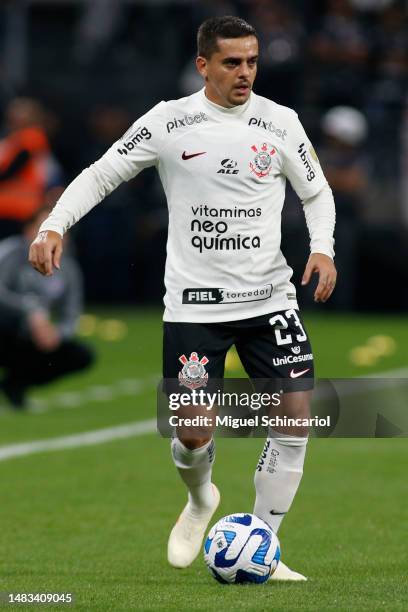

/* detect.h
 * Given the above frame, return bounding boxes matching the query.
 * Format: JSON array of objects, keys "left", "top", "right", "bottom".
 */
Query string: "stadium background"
[
  {"left": 0, "top": 1, "right": 407, "bottom": 611},
  {"left": 2, "top": 0, "right": 408, "bottom": 310}
]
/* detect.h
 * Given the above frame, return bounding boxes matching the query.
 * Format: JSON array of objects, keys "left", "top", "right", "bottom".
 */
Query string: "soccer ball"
[{"left": 204, "top": 513, "right": 280, "bottom": 584}]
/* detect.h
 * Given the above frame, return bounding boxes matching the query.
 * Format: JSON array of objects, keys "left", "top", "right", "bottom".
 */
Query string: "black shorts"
[{"left": 163, "top": 309, "right": 314, "bottom": 393}]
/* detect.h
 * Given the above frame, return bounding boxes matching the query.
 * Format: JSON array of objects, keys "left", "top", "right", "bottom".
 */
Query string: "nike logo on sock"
[
  {"left": 289, "top": 368, "right": 310, "bottom": 378},
  {"left": 182, "top": 151, "right": 206, "bottom": 160},
  {"left": 270, "top": 510, "right": 286, "bottom": 516}
]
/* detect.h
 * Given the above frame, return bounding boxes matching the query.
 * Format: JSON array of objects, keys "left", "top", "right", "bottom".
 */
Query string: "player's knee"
[
  {"left": 282, "top": 392, "right": 311, "bottom": 420},
  {"left": 272, "top": 432, "right": 309, "bottom": 447},
  {"left": 178, "top": 436, "right": 212, "bottom": 450},
  {"left": 287, "top": 426, "right": 309, "bottom": 438}
]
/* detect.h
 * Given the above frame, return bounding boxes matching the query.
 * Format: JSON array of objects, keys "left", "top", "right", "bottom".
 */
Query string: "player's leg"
[
  {"left": 25, "top": 340, "right": 95, "bottom": 384},
  {"left": 0, "top": 336, "right": 94, "bottom": 408},
  {"left": 169, "top": 437, "right": 220, "bottom": 568},
  {"left": 236, "top": 309, "right": 313, "bottom": 580},
  {"left": 263, "top": 392, "right": 311, "bottom": 581},
  {"left": 0, "top": 334, "right": 28, "bottom": 408},
  {"left": 253, "top": 390, "right": 311, "bottom": 534},
  {"left": 164, "top": 321, "right": 232, "bottom": 568}
]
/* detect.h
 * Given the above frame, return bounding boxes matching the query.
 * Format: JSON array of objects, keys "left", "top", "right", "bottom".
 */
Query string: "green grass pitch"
[{"left": 0, "top": 310, "right": 407, "bottom": 611}]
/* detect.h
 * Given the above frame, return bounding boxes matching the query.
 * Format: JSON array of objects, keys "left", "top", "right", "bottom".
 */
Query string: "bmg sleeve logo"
[{"left": 117, "top": 126, "right": 152, "bottom": 155}]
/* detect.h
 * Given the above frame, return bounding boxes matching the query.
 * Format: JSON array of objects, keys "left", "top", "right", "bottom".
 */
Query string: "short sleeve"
[
  {"left": 102, "top": 101, "right": 166, "bottom": 182},
  {"left": 282, "top": 111, "right": 327, "bottom": 201}
]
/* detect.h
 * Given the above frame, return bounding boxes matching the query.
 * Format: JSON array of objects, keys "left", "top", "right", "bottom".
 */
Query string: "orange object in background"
[{"left": 0, "top": 125, "right": 50, "bottom": 221}]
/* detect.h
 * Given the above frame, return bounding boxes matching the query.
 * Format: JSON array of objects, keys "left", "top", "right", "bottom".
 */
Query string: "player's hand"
[
  {"left": 28, "top": 311, "right": 61, "bottom": 352},
  {"left": 29, "top": 230, "right": 63, "bottom": 276},
  {"left": 301, "top": 253, "right": 337, "bottom": 303}
]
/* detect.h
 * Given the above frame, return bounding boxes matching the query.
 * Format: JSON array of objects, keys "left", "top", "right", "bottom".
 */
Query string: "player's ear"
[{"left": 196, "top": 56, "right": 208, "bottom": 80}]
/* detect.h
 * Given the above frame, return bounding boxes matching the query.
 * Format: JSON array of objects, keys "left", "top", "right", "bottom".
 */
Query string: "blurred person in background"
[
  {"left": 73, "top": 0, "right": 125, "bottom": 67},
  {"left": 248, "top": 0, "right": 305, "bottom": 107},
  {"left": 348, "top": 0, "right": 395, "bottom": 10},
  {"left": 0, "top": 207, "right": 94, "bottom": 410},
  {"left": 367, "top": 1, "right": 408, "bottom": 183},
  {"left": 309, "top": 0, "right": 371, "bottom": 107},
  {"left": 401, "top": 94, "right": 408, "bottom": 227},
  {"left": 319, "top": 106, "right": 369, "bottom": 310},
  {"left": 0, "top": 97, "right": 63, "bottom": 239}
]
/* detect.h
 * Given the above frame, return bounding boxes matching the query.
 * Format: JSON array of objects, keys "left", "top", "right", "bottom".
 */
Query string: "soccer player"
[{"left": 29, "top": 16, "right": 336, "bottom": 580}]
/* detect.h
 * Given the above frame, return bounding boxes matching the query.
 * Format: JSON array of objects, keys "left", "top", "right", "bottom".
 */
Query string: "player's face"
[{"left": 196, "top": 36, "right": 259, "bottom": 108}]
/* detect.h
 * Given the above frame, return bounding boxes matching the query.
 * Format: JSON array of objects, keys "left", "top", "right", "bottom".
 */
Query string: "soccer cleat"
[
  {"left": 270, "top": 560, "right": 307, "bottom": 581},
  {"left": 168, "top": 484, "right": 220, "bottom": 568}
]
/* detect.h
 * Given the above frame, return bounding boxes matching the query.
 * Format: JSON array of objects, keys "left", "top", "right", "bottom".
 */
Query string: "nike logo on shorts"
[
  {"left": 182, "top": 151, "right": 206, "bottom": 160},
  {"left": 289, "top": 368, "right": 310, "bottom": 378}
]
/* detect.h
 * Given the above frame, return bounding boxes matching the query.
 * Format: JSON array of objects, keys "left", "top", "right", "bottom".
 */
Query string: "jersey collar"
[{"left": 199, "top": 88, "right": 253, "bottom": 116}]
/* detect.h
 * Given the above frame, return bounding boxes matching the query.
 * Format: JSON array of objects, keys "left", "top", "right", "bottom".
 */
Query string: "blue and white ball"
[{"left": 204, "top": 513, "right": 280, "bottom": 584}]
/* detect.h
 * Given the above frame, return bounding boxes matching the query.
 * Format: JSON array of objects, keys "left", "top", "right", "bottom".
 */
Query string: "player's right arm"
[
  {"left": 29, "top": 101, "right": 166, "bottom": 276},
  {"left": 29, "top": 230, "right": 63, "bottom": 276}
]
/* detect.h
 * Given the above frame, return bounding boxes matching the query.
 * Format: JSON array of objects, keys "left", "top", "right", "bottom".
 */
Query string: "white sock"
[
  {"left": 171, "top": 437, "right": 215, "bottom": 514},
  {"left": 254, "top": 430, "right": 308, "bottom": 532}
]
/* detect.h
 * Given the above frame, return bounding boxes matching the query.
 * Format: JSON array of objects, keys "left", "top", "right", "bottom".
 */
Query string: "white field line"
[
  {"left": 0, "top": 419, "right": 157, "bottom": 462},
  {"left": 0, "top": 375, "right": 160, "bottom": 414},
  {"left": 0, "top": 366, "right": 406, "bottom": 464},
  {"left": 312, "top": 366, "right": 408, "bottom": 401},
  {"left": 365, "top": 366, "right": 408, "bottom": 378},
  {"left": 0, "top": 375, "right": 160, "bottom": 462}
]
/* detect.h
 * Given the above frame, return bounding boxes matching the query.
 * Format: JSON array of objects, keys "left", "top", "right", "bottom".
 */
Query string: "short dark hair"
[{"left": 197, "top": 16, "right": 257, "bottom": 59}]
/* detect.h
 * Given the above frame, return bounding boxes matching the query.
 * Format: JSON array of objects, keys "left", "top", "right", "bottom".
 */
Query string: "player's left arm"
[
  {"left": 301, "top": 185, "right": 337, "bottom": 303},
  {"left": 302, "top": 253, "right": 337, "bottom": 303},
  {"left": 281, "top": 111, "right": 336, "bottom": 302}
]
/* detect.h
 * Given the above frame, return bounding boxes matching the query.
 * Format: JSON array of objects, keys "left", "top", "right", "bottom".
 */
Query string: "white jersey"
[{"left": 41, "top": 88, "right": 334, "bottom": 323}]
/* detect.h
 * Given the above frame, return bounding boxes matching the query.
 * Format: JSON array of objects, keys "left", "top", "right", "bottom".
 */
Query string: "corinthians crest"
[
  {"left": 250, "top": 142, "right": 276, "bottom": 178},
  {"left": 178, "top": 352, "right": 209, "bottom": 389}
]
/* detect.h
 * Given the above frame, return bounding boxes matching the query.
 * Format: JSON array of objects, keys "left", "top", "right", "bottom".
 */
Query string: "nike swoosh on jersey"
[
  {"left": 289, "top": 368, "right": 310, "bottom": 378},
  {"left": 182, "top": 151, "right": 206, "bottom": 160}
]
